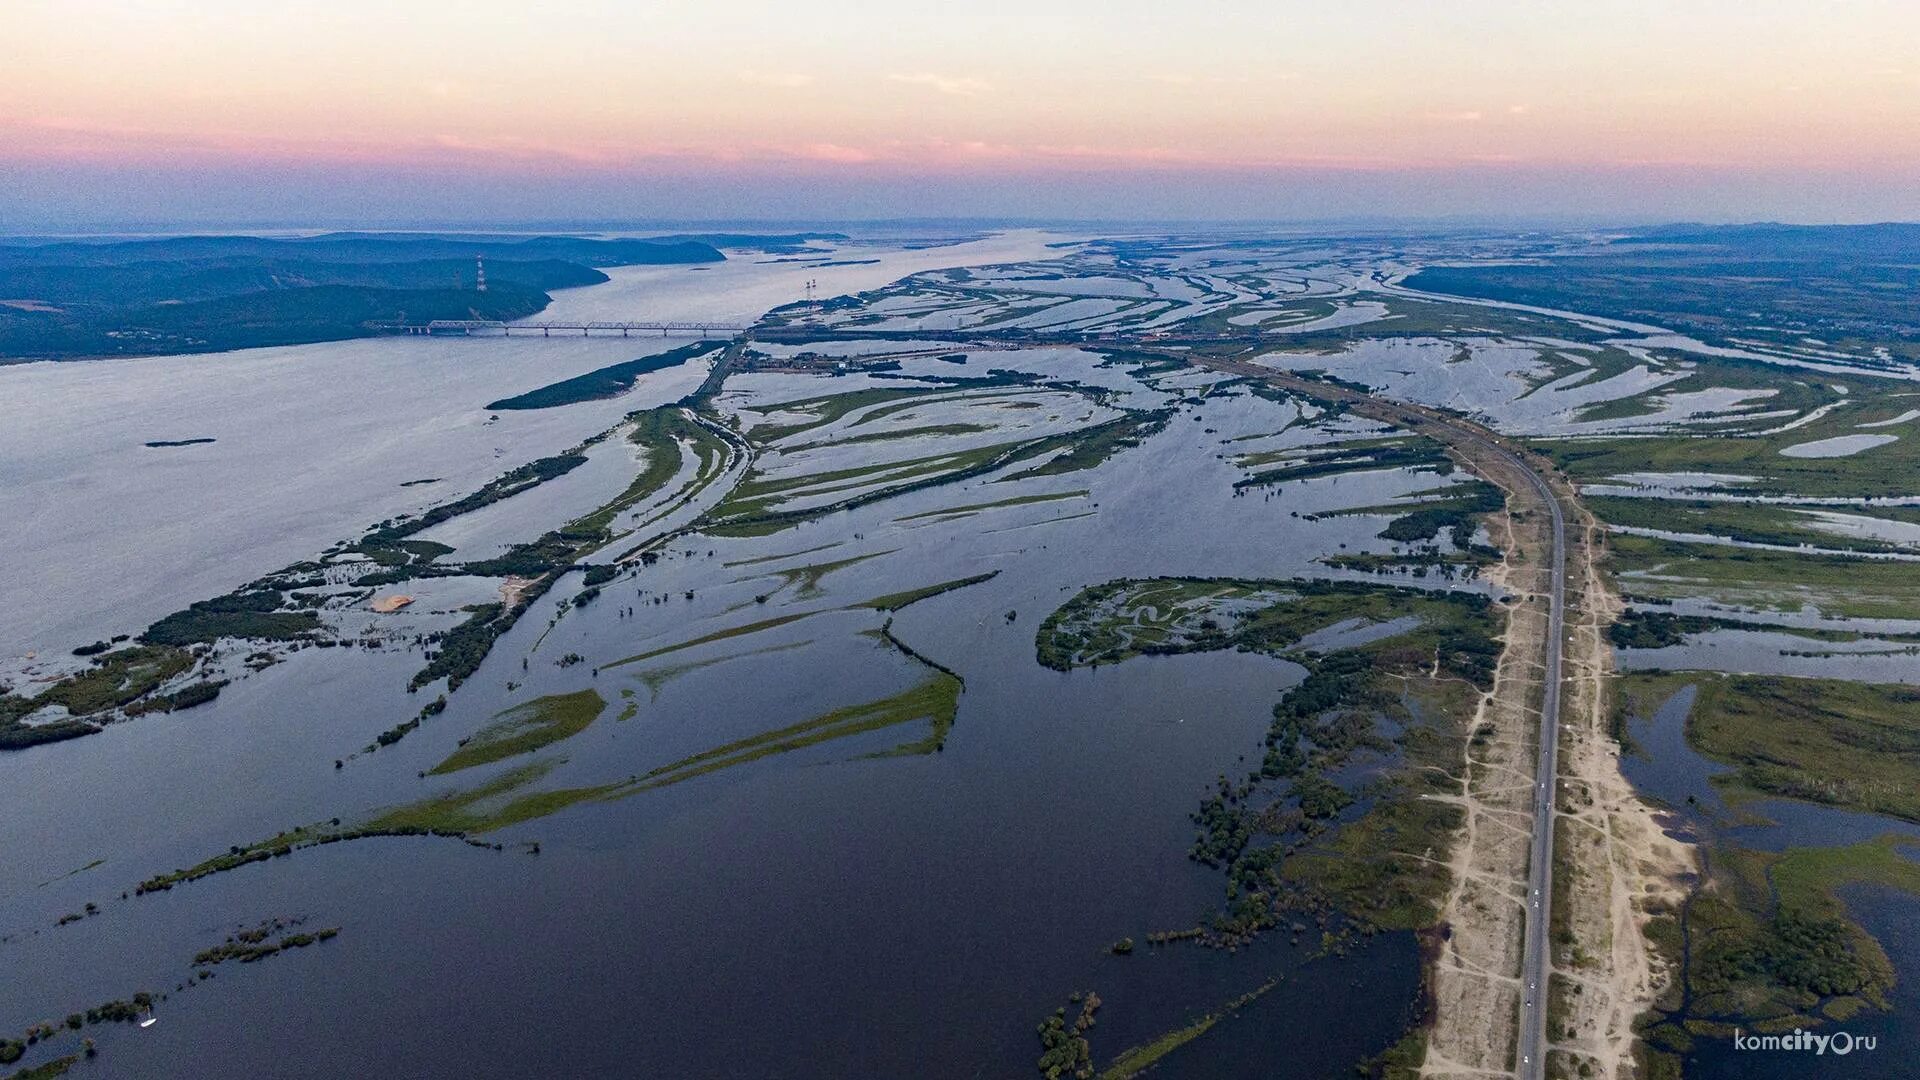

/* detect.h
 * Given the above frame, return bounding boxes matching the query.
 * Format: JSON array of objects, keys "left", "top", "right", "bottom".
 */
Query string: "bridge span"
[{"left": 377, "top": 319, "right": 751, "bottom": 338}]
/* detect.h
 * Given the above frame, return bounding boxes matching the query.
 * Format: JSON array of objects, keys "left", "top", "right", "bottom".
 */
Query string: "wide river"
[{"left": 2, "top": 231, "right": 1440, "bottom": 1078}]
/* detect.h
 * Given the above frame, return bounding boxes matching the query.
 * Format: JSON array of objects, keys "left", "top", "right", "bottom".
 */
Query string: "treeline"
[{"left": 0, "top": 231, "right": 730, "bottom": 360}]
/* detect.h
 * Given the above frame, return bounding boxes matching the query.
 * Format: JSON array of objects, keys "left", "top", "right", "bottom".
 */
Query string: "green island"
[
  {"left": 484, "top": 341, "right": 723, "bottom": 410},
  {"left": 429, "top": 689, "right": 607, "bottom": 775}
]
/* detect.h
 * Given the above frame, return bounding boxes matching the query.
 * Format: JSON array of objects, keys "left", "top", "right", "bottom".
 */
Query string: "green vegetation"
[
  {"left": 1035, "top": 576, "right": 1495, "bottom": 684},
  {"left": 1589, "top": 495, "right": 1916, "bottom": 555},
  {"left": 1605, "top": 533, "right": 1920, "bottom": 619},
  {"left": 743, "top": 386, "right": 944, "bottom": 442},
  {"left": 395, "top": 407, "right": 723, "bottom": 694},
  {"left": 429, "top": 689, "right": 606, "bottom": 775},
  {"left": 709, "top": 382, "right": 1153, "bottom": 536},
  {"left": 2, "top": 281, "right": 558, "bottom": 359},
  {"left": 1, "top": 643, "right": 207, "bottom": 747},
  {"left": 997, "top": 409, "right": 1172, "bottom": 481},
  {"left": 789, "top": 421, "right": 995, "bottom": 449},
  {"left": 485, "top": 342, "right": 722, "bottom": 410},
  {"left": 192, "top": 918, "right": 340, "bottom": 966},
  {"left": 1653, "top": 672, "right": 1920, "bottom": 821},
  {"left": 0, "top": 232, "right": 725, "bottom": 361},
  {"left": 1037, "top": 576, "right": 1496, "bottom": 943},
  {"left": 722, "top": 542, "right": 843, "bottom": 568},
  {"left": 1607, "top": 610, "right": 1718, "bottom": 649},
  {"left": 3, "top": 1053, "right": 79, "bottom": 1079},
  {"left": 756, "top": 549, "right": 896, "bottom": 600},
  {"left": 629, "top": 640, "right": 814, "bottom": 700},
  {"left": 636, "top": 669, "right": 961, "bottom": 786},
  {"left": 1535, "top": 376, "right": 1917, "bottom": 500},
  {"left": 1642, "top": 837, "right": 1920, "bottom": 1053},
  {"left": 1625, "top": 664, "right": 1920, "bottom": 1056},
  {"left": 861, "top": 571, "right": 1001, "bottom": 612},
  {"left": 29, "top": 645, "right": 191, "bottom": 715},
  {"left": 1378, "top": 484, "right": 1503, "bottom": 546},
  {"left": 605, "top": 609, "right": 827, "bottom": 669},
  {"left": 1036, "top": 991, "right": 1102, "bottom": 1080},
  {"left": 1233, "top": 437, "right": 1453, "bottom": 490},
  {"left": 1098, "top": 980, "right": 1278, "bottom": 1080},
  {"left": 713, "top": 442, "right": 1021, "bottom": 522},
  {"left": 896, "top": 489, "right": 1088, "bottom": 522},
  {"left": 1406, "top": 224, "right": 1920, "bottom": 367},
  {"left": 0, "top": 990, "right": 156, "bottom": 1077},
  {"left": 411, "top": 603, "right": 511, "bottom": 692},
  {"left": 142, "top": 589, "right": 320, "bottom": 646}
]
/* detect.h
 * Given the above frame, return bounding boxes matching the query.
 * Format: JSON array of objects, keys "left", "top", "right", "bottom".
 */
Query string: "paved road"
[
  {"left": 1492, "top": 436, "right": 1565, "bottom": 1080},
  {"left": 1184, "top": 357, "right": 1567, "bottom": 1080}
]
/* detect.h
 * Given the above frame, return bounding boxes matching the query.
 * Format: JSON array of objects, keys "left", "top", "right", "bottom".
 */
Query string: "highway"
[
  {"left": 1496, "top": 429, "right": 1565, "bottom": 1080},
  {"left": 1183, "top": 355, "right": 1567, "bottom": 1080}
]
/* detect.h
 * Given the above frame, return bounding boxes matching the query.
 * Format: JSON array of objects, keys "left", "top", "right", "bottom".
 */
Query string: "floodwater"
[
  {"left": 1778, "top": 433, "right": 1899, "bottom": 458},
  {"left": 1620, "top": 683, "right": 1920, "bottom": 1079},
  {"left": 0, "top": 236, "right": 1451, "bottom": 1078},
  {"left": 0, "top": 231, "right": 1070, "bottom": 659}
]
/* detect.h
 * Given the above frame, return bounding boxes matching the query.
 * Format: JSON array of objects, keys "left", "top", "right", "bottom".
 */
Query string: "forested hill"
[
  {"left": 0, "top": 233, "right": 724, "bottom": 270},
  {"left": 0, "top": 232, "right": 726, "bottom": 361}
]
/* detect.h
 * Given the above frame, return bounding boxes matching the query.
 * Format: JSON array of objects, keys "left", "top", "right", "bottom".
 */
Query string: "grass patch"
[
  {"left": 1589, "top": 495, "right": 1915, "bottom": 555},
  {"left": 604, "top": 609, "right": 829, "bottom": 669},
  {"left": 633, "top": 669, "right": 962, "bottom": 788},
  {"left": 629, "top": 639, "right": 814, "bottom": 700},
  {"left": 861, "top": 571, "right": 1001, "bottom": 612},
  {"left": 788, "top": 421, "right": 994, "bottom": 450},
  {"left": 1671, "top": 673, "right": 1920, "bottom": 822},
  {"left": 484, "top": 342, "right": 720, "bottom": 410},
  {"left": 1606, "top": 533, "right": 1920, "bottom": 619},
  {"left": 429, "top": 688, "right": 606, "bottom": 775},
  {"left": 896, "top": 489, "right": 1088, "bottom": 522},
  {"left": 997, "top": 410, "right": 1172, "bottom": 481},
  {"left": 743, "top": 386, "right": 943, "bottom": 441},
  {"left": 1098, "top": 979, "right": 1279, "bottom": 1079},
  {"left": 765, "top": 549, "right": 896, "bottom": 599}
]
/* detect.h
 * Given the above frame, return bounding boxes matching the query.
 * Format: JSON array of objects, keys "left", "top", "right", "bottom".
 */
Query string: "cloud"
[
  {"left": 1507, "top": 104, "right": 1530, "bottom": 115},
  {"left": 887, "top": 72, "right": 992, "bottom": 97},
  {"left": 791, "top": 142, "right": 875, "bottom": 163},
  {"left": 736, "top": 70, "right": 815, "bottom": 89}
]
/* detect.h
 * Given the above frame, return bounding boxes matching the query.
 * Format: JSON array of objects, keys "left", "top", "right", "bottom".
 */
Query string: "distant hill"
[
  {"left": 0, "top": 233, "right": 724, "bottom": 270},
  {"left": 0, "top": 232, "right": 727, "bottom": 361},
  {"left": 2, "top": 282, "right": 558, "bottom": 359},
  {"left": 0, "top": 258, "right": 605, "bottom": 311}
]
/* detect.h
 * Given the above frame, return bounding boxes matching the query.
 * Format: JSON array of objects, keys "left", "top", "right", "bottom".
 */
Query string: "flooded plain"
[{"left": 7, "top": 227, "right": 1919, "bottom": 1079}]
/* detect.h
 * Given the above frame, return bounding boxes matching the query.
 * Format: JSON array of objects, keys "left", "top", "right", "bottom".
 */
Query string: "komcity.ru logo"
[{"left": 1733, "top": 1028, "right": 1878, "bottom": 1055}]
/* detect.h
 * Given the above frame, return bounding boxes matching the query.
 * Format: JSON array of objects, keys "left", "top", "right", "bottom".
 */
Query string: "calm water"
[
  {"left": 1620, "top": 683, "right": 1920, "bottom": 1078},
  {"left": 0, "top": 245, "right": 1450, "bottom": 1077}
]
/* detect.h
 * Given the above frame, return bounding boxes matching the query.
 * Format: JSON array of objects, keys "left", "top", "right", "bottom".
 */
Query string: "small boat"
[{"left": 139, "top": 1015, "right": 157, "bottom": 1028}]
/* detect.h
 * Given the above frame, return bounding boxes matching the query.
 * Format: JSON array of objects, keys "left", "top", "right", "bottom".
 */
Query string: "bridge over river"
[{"left": 375, "top": 319, "right": 751, "bottom": 338}]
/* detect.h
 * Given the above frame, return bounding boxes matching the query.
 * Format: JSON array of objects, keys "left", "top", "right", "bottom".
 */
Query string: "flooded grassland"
[{"left": 4, "top": 230, "right": 1915, "bottom": 1079}]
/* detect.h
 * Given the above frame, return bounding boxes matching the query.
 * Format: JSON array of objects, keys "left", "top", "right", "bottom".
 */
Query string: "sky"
[{"left": 3, "top": 0, "right": 1918, "bottom": 228}]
